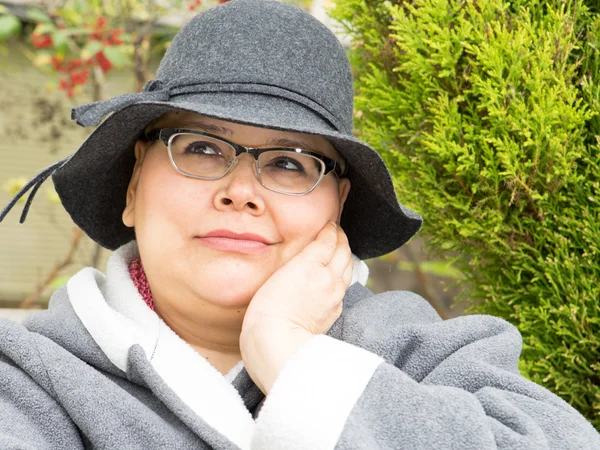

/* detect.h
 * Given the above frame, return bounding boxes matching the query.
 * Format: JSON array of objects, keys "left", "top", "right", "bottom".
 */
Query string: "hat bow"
[
  {"left": 71, "top": 79, "right": 169, "bottom": 127},
  {"left": 71, "top": 78, "right": 343, "bottom": 131}
]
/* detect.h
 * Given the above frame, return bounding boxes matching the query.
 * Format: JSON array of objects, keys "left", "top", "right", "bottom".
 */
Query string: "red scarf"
[{"left": 128, "top": 257, "right": 155, "bottom": 311}]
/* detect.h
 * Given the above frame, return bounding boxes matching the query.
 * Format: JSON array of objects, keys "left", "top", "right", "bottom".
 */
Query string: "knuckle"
[
  {"left": 324, "top": 239, "right": 337, "bottom": 253},
  {"left": 328, "top": 291, "right": 343, "bottom": 308}
]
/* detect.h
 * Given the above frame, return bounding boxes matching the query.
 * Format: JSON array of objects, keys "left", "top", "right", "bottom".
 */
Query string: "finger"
[
  {"left": 301, "top": 221, "right": 338, "bottom": 266},
  {"left": 329, "top": 226, "right": 351, "bottom": 275},
  {"left": 342, "top": 256, "right": 354, "bottom": 287}
]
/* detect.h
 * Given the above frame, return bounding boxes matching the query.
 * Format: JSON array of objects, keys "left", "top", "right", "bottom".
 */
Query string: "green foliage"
[
  {"left": 331, "top": 0, "right": 600, "bottom": 427},
  {"left": 0, "top": 6, "right": 21, "bottom": 41},
  {"left": 102, "top": 45, "right": 129, "bottom": 68},
  {"left": 26, "top": 8, "right": 52, "bottom": 24},
  {"left": 0, "top": 15, "right": 20, "bottom": 41}
]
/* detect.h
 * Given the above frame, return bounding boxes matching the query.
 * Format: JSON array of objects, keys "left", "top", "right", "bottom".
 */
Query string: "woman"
[{"left": 0, "top": 0, "right": 598, "bottom": 448}]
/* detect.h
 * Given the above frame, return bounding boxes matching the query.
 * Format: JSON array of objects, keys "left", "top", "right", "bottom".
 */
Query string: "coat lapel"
[{"left": 127, "top": 345, "right": 244, "bottom": 449}]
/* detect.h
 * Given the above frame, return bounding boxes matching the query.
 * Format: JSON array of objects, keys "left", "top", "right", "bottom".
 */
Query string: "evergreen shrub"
[{"left": 331, "top": 0, "right": 600, "bottom": 427}]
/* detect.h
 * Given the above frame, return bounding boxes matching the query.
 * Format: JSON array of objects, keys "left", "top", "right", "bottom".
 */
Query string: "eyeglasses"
[{"left": 145, "top": 128, "right": 347, "bottom": 196}]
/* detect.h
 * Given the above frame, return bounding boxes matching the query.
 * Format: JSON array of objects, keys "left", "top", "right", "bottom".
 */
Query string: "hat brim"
[{"left": 53, "top": 92, "right": 422, "bottom": 259}]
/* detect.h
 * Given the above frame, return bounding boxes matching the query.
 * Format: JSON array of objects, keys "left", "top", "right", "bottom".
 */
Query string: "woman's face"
[{"left": 123, "top": 111, "right": 351, "bottom": 312}]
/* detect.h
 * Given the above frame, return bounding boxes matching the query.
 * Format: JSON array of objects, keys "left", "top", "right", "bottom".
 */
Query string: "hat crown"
[{"left": 156, "top": 0, "right": 353, "bottom": 133}]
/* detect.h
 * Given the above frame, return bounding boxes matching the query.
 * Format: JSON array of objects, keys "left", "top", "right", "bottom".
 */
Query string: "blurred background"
[{"left": 0, "top": 0, "right": 463, "bottom": 321}]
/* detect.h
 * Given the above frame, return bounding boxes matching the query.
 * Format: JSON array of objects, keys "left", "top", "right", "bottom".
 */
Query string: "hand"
[
  {"left": 240, "top": 222, "right": 354, "bottom": 394},
  {"left": 243, "top": 221, "right": 353, "bottom": 335}
]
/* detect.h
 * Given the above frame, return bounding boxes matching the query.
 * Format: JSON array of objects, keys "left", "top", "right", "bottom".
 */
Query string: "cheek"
[
  {"left": 273, "top": 183, "right": 341, "bottom": 260},
  {"left": 134, "top": 156, "right": 213, "bottom": 243}
]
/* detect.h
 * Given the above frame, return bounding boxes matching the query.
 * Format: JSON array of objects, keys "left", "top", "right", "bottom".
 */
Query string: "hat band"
[{"left": 71, "top": 78, "right": 344, "bottom": 132}]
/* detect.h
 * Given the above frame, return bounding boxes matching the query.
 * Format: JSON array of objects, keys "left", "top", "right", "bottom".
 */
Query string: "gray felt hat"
[{"left": 1, "top": 0, "right": 422, "bottom": 260}]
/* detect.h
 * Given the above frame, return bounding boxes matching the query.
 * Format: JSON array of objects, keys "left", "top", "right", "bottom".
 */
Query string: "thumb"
[{"left": 301, "top": 222, "right": 338, "bottom": 266}]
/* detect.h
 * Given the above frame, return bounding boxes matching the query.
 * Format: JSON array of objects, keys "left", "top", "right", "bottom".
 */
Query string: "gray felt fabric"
[
  {"left": 0, "top": 0, "right": 423, "bottom": 260},
  {"left": 0, "top": 283, "right": 597, "bottom": 449}
]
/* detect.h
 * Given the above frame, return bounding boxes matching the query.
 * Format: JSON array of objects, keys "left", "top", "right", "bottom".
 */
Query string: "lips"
[{"left": 195, "top": 229, "right": 274, "bottom": 254}]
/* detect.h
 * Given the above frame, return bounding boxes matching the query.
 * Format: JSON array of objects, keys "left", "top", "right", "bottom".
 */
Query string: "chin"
[
  {"left": 192, "top": 251, "right": 275, "bottom": 279},
  {"left": 173, "top": 245, "right": 280, "bottom": 304},
  {"left": 193, "top": 285, "right": 257, "bottom": 308},
  {"left": 189, "top": 270, "right": 270, "bottom": 306}
]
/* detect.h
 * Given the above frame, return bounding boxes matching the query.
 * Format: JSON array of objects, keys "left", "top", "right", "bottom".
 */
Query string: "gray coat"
[{"left": 0, "top": 279, "right": 598, "bottom": 449}]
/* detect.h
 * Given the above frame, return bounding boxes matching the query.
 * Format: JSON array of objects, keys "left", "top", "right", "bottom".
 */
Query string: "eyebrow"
[
  {"left": 179, "top": 121, "right": 233, "bottom": 137},
  {"left": 180, "top": 121, "right": 320, "bottom": 153},
  {"left": 266, "top": 137, "right": 319, "bottom": 153}
]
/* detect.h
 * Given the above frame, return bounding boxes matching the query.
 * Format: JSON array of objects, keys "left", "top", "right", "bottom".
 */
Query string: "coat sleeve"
[
  {"left": 0, "top": 347, "right": 84, "bottom": 449},
  {"left": 252, "top": 291, "right": 600, "bottom": 450}
]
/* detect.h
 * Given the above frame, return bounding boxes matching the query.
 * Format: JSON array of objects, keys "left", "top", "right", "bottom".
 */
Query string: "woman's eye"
[
  {"left": 185, "top": 141, "right": 222, "bottom": 156},
  {"left": 269, "top": 157, "right": 305, "bottom": 172}
]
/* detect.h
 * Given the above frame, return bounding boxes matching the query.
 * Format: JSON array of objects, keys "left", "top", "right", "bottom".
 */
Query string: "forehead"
[{"left": 149, "top": 111, "right": 340, "bottom": 160}]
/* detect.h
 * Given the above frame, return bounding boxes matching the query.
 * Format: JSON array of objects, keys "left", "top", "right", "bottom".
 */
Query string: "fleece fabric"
[{"left": 0, "top": 243, "right": 598, "bottom": 449}]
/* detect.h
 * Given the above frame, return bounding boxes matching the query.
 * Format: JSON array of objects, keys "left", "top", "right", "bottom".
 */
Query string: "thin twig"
[
  {"left": 89, "top": 242, "right": 103, "bottom": 268},
  {"left": 402, "top": 244, "right": 450, "bottom": 320},
  {"left": 20, "top": 227, "right": 83, "bottom": 308}
]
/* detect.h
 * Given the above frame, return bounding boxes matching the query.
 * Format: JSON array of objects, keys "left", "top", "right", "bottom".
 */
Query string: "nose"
[{"left": 213, "top": 154, "right": 265, "bottom": 214}]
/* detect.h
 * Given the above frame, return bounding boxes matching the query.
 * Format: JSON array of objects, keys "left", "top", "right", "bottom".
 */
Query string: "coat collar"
[{"left": 67, "top": 242, "right": 255, "bottom": 448}]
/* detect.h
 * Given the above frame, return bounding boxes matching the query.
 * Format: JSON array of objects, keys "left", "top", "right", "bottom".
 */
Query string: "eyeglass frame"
[{"left": 144, "top": 128, "right": 348, "bottom": 196}]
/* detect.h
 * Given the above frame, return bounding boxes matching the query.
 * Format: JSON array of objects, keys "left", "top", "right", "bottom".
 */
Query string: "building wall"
[{"left": 0, "top": 43, "right": 151, "bottom": 304}]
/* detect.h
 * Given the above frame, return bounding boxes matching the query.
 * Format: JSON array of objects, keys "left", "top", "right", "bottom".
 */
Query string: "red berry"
[
  {"left": 70, "top": 69, "right": 90, "bottom": 85},
  {"left": 96, "top": 16, "right": 107, "bottom": 29},
  {"left": 58, "top": 79, "right": 68, "bottom": 90},
  {"left": 108, "top": 28, "right": 124, "bottom": 44},
  {"left": 31, "top": 34, "right": 53, "bottom": 49},
  {"left": 70, "top": 72, "right": 80, "bottom": 84},
  {"left": 94, "top": 51, "right": 113, "bottom": 73},
  {"left": 51, "top": 56, "right": 62, "bottom": 71}
]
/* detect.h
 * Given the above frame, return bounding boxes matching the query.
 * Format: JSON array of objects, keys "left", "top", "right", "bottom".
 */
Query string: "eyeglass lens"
[{"left": 168, "top": 133, "right": 325, "bottom": 194}]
